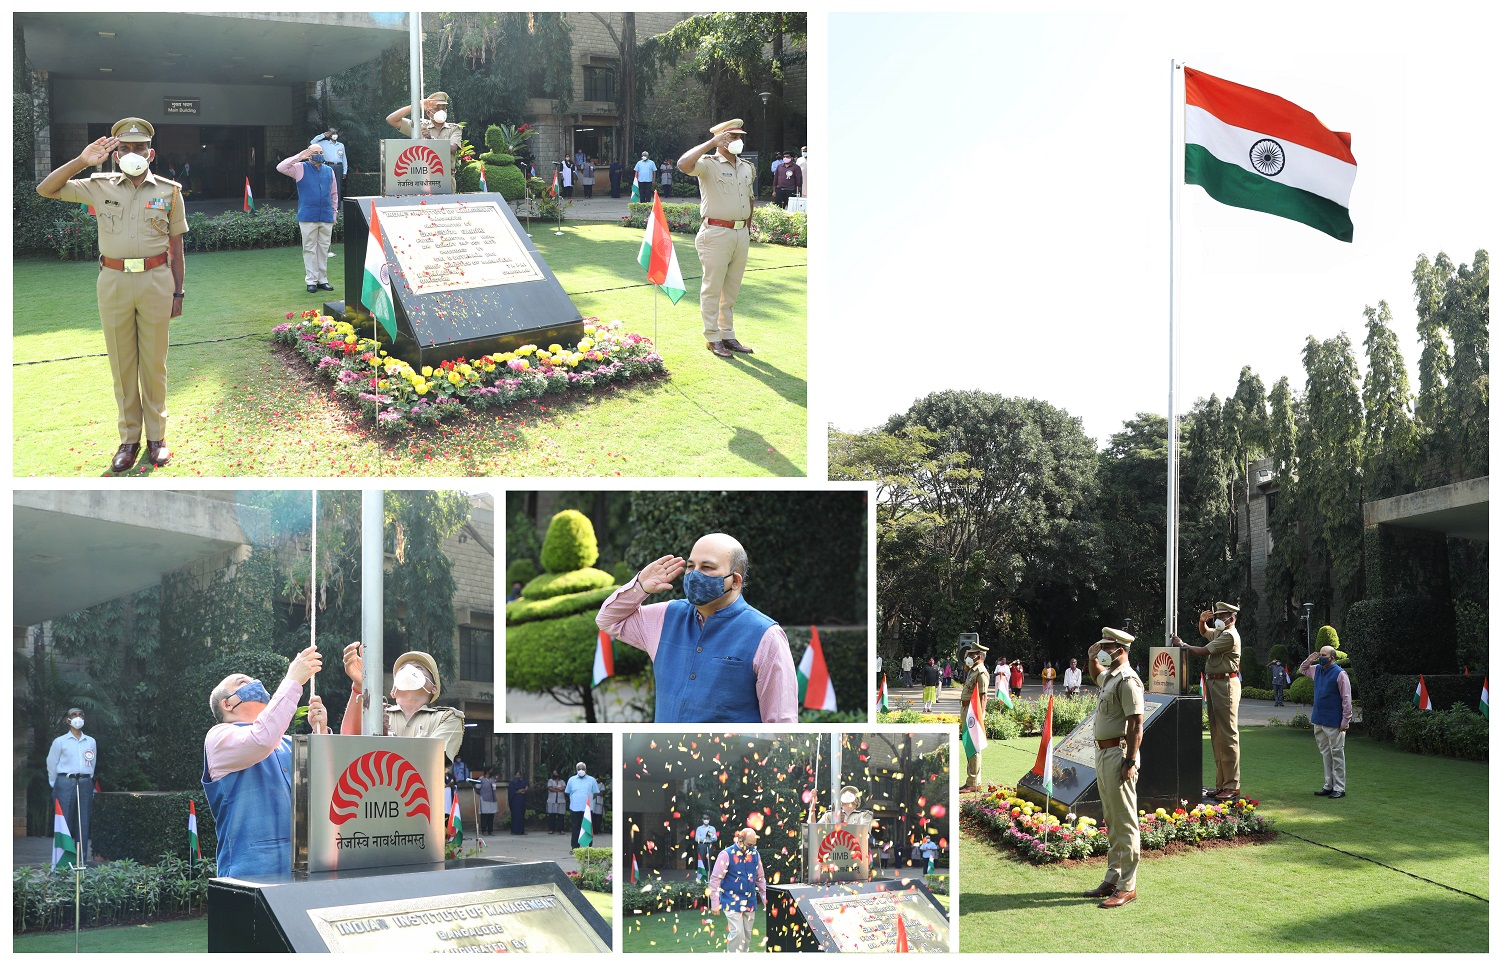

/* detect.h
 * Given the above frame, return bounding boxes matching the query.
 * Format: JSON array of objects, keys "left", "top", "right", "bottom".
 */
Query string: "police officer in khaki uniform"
[
  {"left": 958, "top": 641, "right": 990, "bottom": 790},
  {"left": 337, "top": 645, "right": 465, "bottom": 761},
  {"left": 678, "top": 119, "right": 757, "bottom": 359},
  {"left": 386, "top": 92, "right": 464, "bottom": 159},
  {"left": 38, "top": 118, "right": 188, "bottom": 472},
  {"left": 1084, "top": 627, "right": 1143, "bottom": 908},
  {"left": 1173, "top": 601, "right": 1241, "bottom": 799}
]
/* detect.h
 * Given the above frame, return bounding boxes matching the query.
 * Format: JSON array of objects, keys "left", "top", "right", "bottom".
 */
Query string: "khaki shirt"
[
  {"left": 395, "top": 116, "right": 464, "bottom": 153},
  {"left": 818, "top": 808, "right": 873, "bottom": 825},
  {"left": 1204, "top": 624, "right": 1241, "bottom": 675},
  {"left": 55, "top": 172, "right": 188, "bottom": 259},
  {"left": 1094, "top": 665, "right": 1145, "bottom": 740},
  {"left": 386, "top": 703, "right": 465, "bottom": 760},
  {"left": 960, "top": 663, "right": 990, "bottom": 707},
  {"left": 688, "top": 152, "right": 755, "bottom": 222}
]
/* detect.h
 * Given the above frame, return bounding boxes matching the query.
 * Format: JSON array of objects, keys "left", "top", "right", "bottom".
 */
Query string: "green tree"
[
  {"left": 1263, "top": 376, "right": 1305, "bottom": 650},
  {"left": 1411, "top": 252, "right": 1454, "bottom": 448},
  {"left": 1361, "top": 300, "right": 1418, "bottom": 498},
  {"left": 1300, "top": 334, "right": 1365, "bottom": 613},
  {"left": 1094, "top": 413, "right": 1169, "bottom": 633},
  {"left": 1442, "top": 250, "right": 1489, "bottom": 480}
]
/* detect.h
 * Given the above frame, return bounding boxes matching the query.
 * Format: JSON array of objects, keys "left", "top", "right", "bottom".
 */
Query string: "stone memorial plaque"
[
  {"left": 766, "top": 879, "right": 949, "bottom": 953},
  {"left": 376, "top": 204, "right": 544, "bottom": 294},
  {"left": 1052, "top": 696, "right": 1169, "bottom": 768}
]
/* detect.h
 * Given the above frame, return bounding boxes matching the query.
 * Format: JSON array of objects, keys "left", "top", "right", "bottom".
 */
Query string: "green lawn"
[
  {"left": 13, "top": 224, "right": 806, "bottom": 477},
  {"left": 12, "top": 887, "right": 613, "bottom": 953},
  {"left": 962, "top": 727, "right": 1488, "bottom": 952},
  {"left": 623, "top": 893, "right": 950, "bottom": 952}
]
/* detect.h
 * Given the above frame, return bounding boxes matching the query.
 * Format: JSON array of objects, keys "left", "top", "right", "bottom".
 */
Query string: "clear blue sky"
[{"left": 819, "top": 10, "right": 1493, "bottom": 445}]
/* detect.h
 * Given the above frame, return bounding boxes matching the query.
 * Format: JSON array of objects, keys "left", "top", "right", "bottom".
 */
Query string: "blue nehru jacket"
[
  {"left": 295, "top": 162, "right": 336, "bottom": 223},
  {"left": 719, "top": 844, "right": 762, "bottom": 912},
  {"left": 653, "top": 595, "right": 775, "bottom": 724},
  {"left": 201, "top": 728, "right": 294, "bottom": 879},
  {"left": 1310, "top": 663, "right": 1345, "bottom": 729}
]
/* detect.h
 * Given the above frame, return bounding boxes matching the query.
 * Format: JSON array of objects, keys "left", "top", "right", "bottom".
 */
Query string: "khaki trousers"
[
  {"left": 1313, "top": 724, "right": 1346, "bottom": 792},
  {"left": 1207, "top": 676, "right": 1241, "bottom": 791},
  {"left": 300, "top": 221, "right": 333, "bottom": 284},
  {"left": 725, "top": 908, "right": 755, "bottom": 952},
  {"left": 695, "top": 224, "right": 750, "bottom": 341},
  {"left": 1096, "top": 744, "right": 1139, "bottom": 891},
  {"left": 965, "top": 747, "right": 982, "bottom": 787},
  {"left": 97, "top": 264, "right": 173, "bottom": 443}
]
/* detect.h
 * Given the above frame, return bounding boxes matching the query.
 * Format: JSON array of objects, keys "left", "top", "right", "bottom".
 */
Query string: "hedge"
[
  {"left": 522, "top": 567, "right": 615, "bottom": 601},
  {"left": 786, "top": 626, "right": 868, "bottom": 717},
  {"left": 13, "top": 855, "right": 214, "bottom": 932},
  {"left": 1360, "top": 673, "right": 1483, "bottom": 743},
  {"left": 1391, "top": 703, "right": 1488, "bottom": 761},
  {"left": 622, "top": 201, "right": 807, "bottom": 248},
  {"left": 505, "top": 586, "right": 617, "bottom": 626},
  {"left": 1345, "top": 596, "right": 1457, "bottom": 678},
  {"left": 28, "top": 202, "right": 351, "bottom": 261},
  {"left": 624, "top": 880, "right": 707, "bottom": 916},
  {"left": 506, "top": 609, "right": 649, "bottom": 691},
  {"left": 93, "top": 791, "right": 218, "bottom": 864}
]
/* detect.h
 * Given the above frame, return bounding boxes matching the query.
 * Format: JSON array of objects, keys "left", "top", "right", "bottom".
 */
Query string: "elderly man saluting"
[
  {"left": 202, "top": 646, "right": 326, "bottom": 879},
  {"left": 597, "top": 533, "right": 796, "bottom": 723}
]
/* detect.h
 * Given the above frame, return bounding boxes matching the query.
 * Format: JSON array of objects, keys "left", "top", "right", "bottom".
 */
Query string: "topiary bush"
[
  {"left": 506, "top": 586, "right": 616, "bottom": 625},
  {"left": 454, "top": 159, "right": 483, "bottom": 193},
  {"left": 522, "top": 568, "right": 616, "bottom": 600},
  {"left": 541, "top": 510, "right": 599, "bottom": 573},
  {"left": 506, "top": 557, "right": 539, "bottom": 586},
  {"left": 1286, "top": 676, "right": 1315, "bottom": 704}
]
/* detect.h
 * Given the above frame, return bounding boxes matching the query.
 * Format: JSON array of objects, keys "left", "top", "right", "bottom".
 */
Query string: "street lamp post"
[
  {"left": 1303, "top": 602, "right": 1315, "bottom": 654},
  {"left": 757, "top": 91, "right": 772, "bottom": 195}
]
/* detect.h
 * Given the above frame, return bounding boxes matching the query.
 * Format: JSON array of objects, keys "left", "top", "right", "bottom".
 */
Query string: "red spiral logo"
[
  {"left": 394, "top": 145, "right": 444, "bottom": 177},
  {"left": 1152, "top": 651, "right": 1176, "bottom": 677},
  {"left": 328, "top": 750, "right": 431, "bottom": 825},
  {"left": 817, "top": 828, "right": 864, "bottom": 862}
]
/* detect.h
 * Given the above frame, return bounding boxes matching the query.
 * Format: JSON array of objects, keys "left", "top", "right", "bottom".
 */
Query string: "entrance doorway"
[
  {"left": 572, "top": 126, "right": 614, "bottom": 165},
  {"left": 89, "top": 123, "right": 266, "bottom": 200}
]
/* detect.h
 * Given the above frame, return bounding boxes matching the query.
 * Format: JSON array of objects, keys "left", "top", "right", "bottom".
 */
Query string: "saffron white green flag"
[
  {"left": 592, "top": 631, "right": 614, "bottom": 688},
  {"left": 796, "top": 626, "right": 837, "bottom": 712},
  {"left": 361, "top": 205, "right": 398, "bottom": 340},
  {"left": 1185, "top": 67, "right": 1356, "bottom": 242},
  {"left": 188, "top": 799, "right": 200, "bottom": 864},
  {"left": 579, "top": 805, "right": 594, "bottom": 848},
  {"left": 51, "top": 799, "right": 76, "bottom": 871},
  {"left": 1482, "top": 677, "right": 1490, "bottom": 718},
  {"left": 637, "top": 192, "right": 687, "bottom": 305},
  {"left": 961, "top": 684, "right": 988, "bottom": 760}
]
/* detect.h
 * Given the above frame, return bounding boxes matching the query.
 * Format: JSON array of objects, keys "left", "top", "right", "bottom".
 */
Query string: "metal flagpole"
[
  {"left": 1165, "top": 59, "right": 1185, "bottom": 644},
  {"left": 408, "top": 13, "right": 423, "bottom": 139},
  {"left": 309, "top": 490, "right": 319, "bottom": 730},
  {"left": 74, "top": 780, "right": 82, "bottom": 952},
  {"left": 362, "top": 491, "right": 385, "bottom": 737}
]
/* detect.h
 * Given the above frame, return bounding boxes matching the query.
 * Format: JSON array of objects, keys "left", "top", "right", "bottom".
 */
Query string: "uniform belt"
[
  {"left": 1207, "top": 672, "right": 1239, "bottom": 680},
  {"left": 100, "top": 253, "right": 169, "bottom": 273},
  {"left": 61, "top": 773, "right": 92, "bottom": 779},
  {"left": 705, "top": 217, "right": 749, "bottom": 229},
  {"left": 1095, "top": 738, "right": 1122, "bottom": 749}
]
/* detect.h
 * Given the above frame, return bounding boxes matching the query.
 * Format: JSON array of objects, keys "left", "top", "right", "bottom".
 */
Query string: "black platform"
[{"left": 765, "top": 877, "right": 949, "bottom": 953}]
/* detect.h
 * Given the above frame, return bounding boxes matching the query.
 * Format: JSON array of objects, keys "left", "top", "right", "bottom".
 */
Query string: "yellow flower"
[
  {"left": 577, "top": 337, "right": 594, "bottom": 351},
  {"left": 548, "top": 343, "right": 563, "bottom": 353},
  {"left": 567, "top": 356, "right": 580, "bottom": 367},
  {"left": 415, "top": 383, "right": 429, "bottom": 396},
  {"left": 421, "top": 365, "right": 433, "bottom": 377}
]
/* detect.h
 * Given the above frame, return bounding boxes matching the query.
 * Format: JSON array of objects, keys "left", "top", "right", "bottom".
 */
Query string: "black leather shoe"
[
  {"left": 1314, "top": 788, "right": 1333, "bottom": 796},
  {"left": 317, "top": 281, "right": 334, "bottom": 291},
  {"left": 706, "top": 340, "right": 733, "bottom": 359},
  {"left": 307, "top": 283, "right": 318, "bottom": 293},
  {"left": 723, "top": 338, "right": 755, "bottom": 354},
  {"left": 146, "top": 440, "right": 172, "bottom": 468},
  {"left": 1082, "top": 882, "right": 1117, "bottom": 898},
  {"left": 110, "top": 443, "right": 141, "bottom": 473}
]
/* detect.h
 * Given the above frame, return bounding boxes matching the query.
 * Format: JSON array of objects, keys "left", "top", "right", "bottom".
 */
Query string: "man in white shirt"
[
  {"left": 565, "top": 762, "right": 601, "bottom": 848},
  {"left": 1063, "top": 658, "right": 1084, "bottom": 697},
  {"left": 901, "top": 654, "right": 914, "bottom": 687},
  {"left": 694, "top": 815, "right": 720, "bottom": 870},
  {"left": 47, "top": 708, "right": 99, "bottom": 863}
]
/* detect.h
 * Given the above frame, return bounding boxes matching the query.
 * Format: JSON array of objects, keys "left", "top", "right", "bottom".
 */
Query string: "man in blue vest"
[
  {"left": 277, "top": 145, "right": 339, "bottom": 294},
  {"left": 709, "top": 827, "right": 767, "bottom": 952},
  {"left": 596, "top": 533, "right": 796, "bottom": 724},
  {"left": 1298, "top": 644, "right": 1353, "bottom": 799},
  {"left": 202, "top": 645, "right": 326, "bottom": 879}
]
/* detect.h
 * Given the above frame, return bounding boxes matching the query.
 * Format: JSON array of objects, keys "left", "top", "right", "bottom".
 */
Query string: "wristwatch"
[{"left": 173, "top": 291, "right": 186, "bottom": 298}]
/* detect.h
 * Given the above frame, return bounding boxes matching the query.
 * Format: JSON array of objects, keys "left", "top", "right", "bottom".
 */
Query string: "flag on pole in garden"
[
  {"left": 630, "top": 854, "right": 640, "bottom": 883},
  {"left": 636, "top": 192, "right": 688, "bottom": 305},
  {"left": 188, "top": 799, "right": 200, "bottom": 864},
  {"left": 796, "top": 626, "right": 837, "bottom": 712},
  {"left": 879, "top": 674, "right": 889, "bottom": 711},
  {"left": 243, "top": 177, "right": 254, "bottom": 212},
  {"left": 895, "top": 911, "right": 909, "bottom": 952},
  {"left": 579, "top": 804, "right": 594, "bottom": 848},
  {"left": 1201, "top": 672, "right": 1212, "bottom": 715},
  {"left": 992, "top": 675, "right": 1013, "bottom": 711},
  {"left": 697, "top": 854, "right": 707, "bottom": 882},
  {"left": 631, "top": 178, "right": 641, "bottom": 203},
  {"left": 51, "top": 799, "right": 76, "bottom": 871},
  {"left": 361, "top": 205, "right": 398, "bottom": 340},
  {"left": 549, "top": 172, "right": 559, "bottom": 198},
  {"left": 1184, "top": 67, "right": 1356, "bottom": 242},
  {"left": 479, "top": 166, "right": 488, "bottom": 192},
  {"left": 1413, "top": 674, "right": 1433, "bottom": 710},
  {"left": 961, "top": 683, "right": 988, "bottom": 760},
  {"left": 448, "top": 791, "right": 463, "bottom": 849},
  {"left": 592, "top": 631, "right": 614, "bottom": 687},
  {"left": 1482, "top": 677, "right": 1490, "bottom": 718},
  {"left": 1031, "top": 695, "right": 1056, "bottom": 795}
]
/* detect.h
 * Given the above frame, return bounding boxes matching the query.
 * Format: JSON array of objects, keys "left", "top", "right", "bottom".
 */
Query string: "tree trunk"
[
  {"left": 620, "top": 14, "right": 636, "bottom": 160},
  {"left": 583, "top": 683, "right": 597, "bottom": 723}
]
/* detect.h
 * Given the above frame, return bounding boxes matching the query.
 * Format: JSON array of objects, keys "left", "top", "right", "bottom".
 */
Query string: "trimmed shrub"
[
  {"left": 748, "top": 204, "right": 808, "bottom": 248},
  {"left": 623, "top": 880, "right": 705, "bottom": 915},
  {"left": 93, "top": 791, "right": 218, "bottom": 864},
  {"left": 506, "top": 586, "right": 616, "bottom": 625},
  {"left": 1286, "top": 676, "right": 1314, "bottom": 704},
  {"left": 670, "top": 180, "right": 700, "bottom": 198},
  {"left": 574, "top": 847, "right": 612, "bottom": 872},
  {"left": 984, "top": 710, "right": 1023, "bottom": 741},
  {"left": 13, "top": 854, "right": 215, "bottom": 932},
  {"left": 479, "top": 154, "right": 526, "bottom": 201},
  {"left": 522, "top": 567, "right": 615, "bottom": 600},
  {"left": 506, "top": 558, "right": 539, "bottom": 586},
  {"left": 1391, "top": 703, "right": 1488, "bottom": 761},
  {"left": 611, "top": 560, "right": 635, "bottom": 585},
  {"left": 1360, "top": 673, "right": 1480, "bottom": 742},
  {"left": 454, "top": 159, "right": 483, "bottom": 194},
  {"left": 541, "top": 510, "right": 599, "bottom": 573},
  {"left": 625, "top": 201, "right": 700, "bottom": 234},
  {"left": 506, "top": 610, "right": 649, "bottom": 691}
]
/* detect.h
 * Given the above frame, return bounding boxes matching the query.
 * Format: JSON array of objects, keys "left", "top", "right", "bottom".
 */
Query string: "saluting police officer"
[
  {"left": 38, "top": 118, "right": 188, "bottom": 473},
  {"left": 1084, "top": 627, "right": 1144, "bottom": 908},
  {"left": 678, "top": 119, "right": 757, "bottom": 359},
  {"left": 959, "top": 641, "right": 990, "bottom": 791},
  {"left": 386, "top": 91, "right": 463, "bottom": 159},
  {"left": 1174, "top": 601, "right": 1242, "bottom": 800}
]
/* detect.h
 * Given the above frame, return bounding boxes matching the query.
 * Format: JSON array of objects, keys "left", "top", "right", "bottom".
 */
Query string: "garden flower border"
[{"left": 272, "top": 311, "right": 667, "bottom": 433}]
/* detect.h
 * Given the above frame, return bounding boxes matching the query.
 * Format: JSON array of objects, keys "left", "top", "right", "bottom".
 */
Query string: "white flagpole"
[
  {"left": 1165, "top": 59, "right": 1184, "bottom": 644},
  {"left": 309, "top": 490, "right": 320, "bottom": 731}
]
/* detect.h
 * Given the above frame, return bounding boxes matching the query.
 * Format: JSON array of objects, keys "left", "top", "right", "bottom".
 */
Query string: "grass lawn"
[
  {"left": 961, "top": 727, "right": 1488, "bottom": 952},
  {"left": 13, "top": 223, "right": 806, "bottom": 477},
  {"left": 623, "top": 893, "right": 950, "bottom": 952},
  {"left": 11, "top": 887, "right": 613, "bottom": 953}
]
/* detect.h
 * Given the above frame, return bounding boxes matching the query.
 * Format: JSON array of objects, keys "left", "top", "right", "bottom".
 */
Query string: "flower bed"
[
  {"left": 962, "top": 784, "right": 1273, "bottom": 865},
  {"left": 272, "top": 311, "right": 667, "bottom": 433}
]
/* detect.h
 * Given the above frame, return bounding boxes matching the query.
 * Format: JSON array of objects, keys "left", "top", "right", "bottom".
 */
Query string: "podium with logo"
[
  {"left": 207, "top": 735, "right": 610, "bottom": 953},
  {"left": 804, "top": 819, "right": 872, "bottom": 884}
]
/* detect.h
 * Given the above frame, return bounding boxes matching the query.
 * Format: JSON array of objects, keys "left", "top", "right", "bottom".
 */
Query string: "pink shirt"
[
  {"left": 708, "top": 845, "right": 767, "bottom": 911},
  {"left": 1297, "top": 657, "right": 1354, "bottom": 729},
  {"left": 275, "top": 155, "right": 340, "bottom": 208},
  {"left": 596, "top": 576, "right": 798, "bottom": 723},
  {"left": 204, "top": 678, "right": 302, "bottom": 783}
]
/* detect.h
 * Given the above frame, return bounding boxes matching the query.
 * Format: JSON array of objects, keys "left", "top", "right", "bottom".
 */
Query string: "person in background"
[
  {"left": 609, "top": 157, "right": 623, "bottom": 198},
  {"left": 901, "top": 653, "right": 914, "bottom": 687},
  {"left": 579, "top": 156, "right": 596, "bottom": 199},
  {"left": 476, "top": 768, "right": 498, "bottom": 836},
  {"left": 1063, "top": 658, "right": 1083, "bottom": 697},
  {"left": 508, "top": 769, "right": 529, "bottom": 835},
  {"left": 1042, "top": 660, "right": 1057, "bottom": 697},
  {"left": 1010, "top": 659, "right": 1025, "bottom": 696},
  {"left": 921, "top": 657, "right": 940, "bottom": 712},
  {"left": 633, "top": 151, "right": 657, "bottom": 204},
  {"left": 1269, "top": 659, "right": 1290, "bottom": 707},
  {"left": 1299, "top": 645, "right": 1352, "bottom": 799},
  {"left": 565, "top": 762, "right": 600, "bottom": 848},
  {"left": 47, "top": 708, "right": 98, "bottom": 864},
  {"left": 559, "top": 158, "right": 574, "bottom": 199},
  {"left": 659, "top": 158, "right": 674, "bottom": 196},
  {"left": 546, "top": 768, "right": 567, "bottom": 834}
]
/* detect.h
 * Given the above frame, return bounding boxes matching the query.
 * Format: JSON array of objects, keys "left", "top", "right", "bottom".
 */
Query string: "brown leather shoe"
[
  {"left": 110, "top": 443, "right": 141, "bottom": 473},
  {"left": 1100, "top": 889, "right": 1137, "bottom": 908},
  {"left": 706, "top": 340, "right": 733, "bottom": 359},
  {"left": 1082, "top": 882, "right": 1117, "bottom": 898},
  {"left": 146, "top": 440, "right": 172, "bottom": 467},
  {"left": 1213, "top": 789, "right": 1239, "bottom": 801},
  {"left": 723, "top": 338, "right": 755, "bottom": 354}
]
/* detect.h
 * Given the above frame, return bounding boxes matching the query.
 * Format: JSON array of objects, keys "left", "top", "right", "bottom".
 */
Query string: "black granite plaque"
[
  {"left": 1014, "top": 693, "right": 1203, "bottom": 821},
  {"left": 207, "top": 858, "right": 609, "bottom": 953},
  {"left": 342, "top": 195, "right": 585, "bottom": 368},
  {"left": 765, "top": 878, "right": 949, "bottom": 953}
]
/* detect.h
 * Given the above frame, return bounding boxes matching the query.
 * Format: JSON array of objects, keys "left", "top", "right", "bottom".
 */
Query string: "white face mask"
[
  {"left": 801, "top": 150, "right": 807, "bottom": 158},
  {"left": 1096, "top": 648, "right": 1116, "bottom": 668},
  {"left": 432, "top": 110, "right": 448, "bottom": 124},
  {"left": 330, "top": 134, "right": 338, "bottom": 142},
  {"left": 393, "top": 664, "right": 429, "bottom": 692},
  {"left": 70, "top": 717, "right": 85, "bottom": 730},
  {"left": 1212, "top": 618, "right": 1225, "bottom": 630},
  {"left": 118, "top": 150, "right": 150, "bottom": 177},
  {"left": 726, "top": 139, "right": 745, "bottom": 155}
]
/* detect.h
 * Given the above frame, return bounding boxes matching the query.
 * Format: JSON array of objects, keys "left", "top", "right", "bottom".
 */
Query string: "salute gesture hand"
[
  {"left": 639, "top": 555, "right": 686, "bottom": 594},
  {"left": 79, "top": 137, "right": 119, "bottom": 167}
]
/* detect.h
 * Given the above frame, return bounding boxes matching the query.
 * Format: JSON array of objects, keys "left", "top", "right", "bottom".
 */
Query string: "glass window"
[
  {"left": 584, "top": 65, "right": 616, "bottom": 102},
  {"left": 459, "top": 624, "right": 494, "bottom": 682}
]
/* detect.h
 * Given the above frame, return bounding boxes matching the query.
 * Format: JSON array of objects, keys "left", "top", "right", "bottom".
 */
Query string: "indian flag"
[
  {"left": 630, "top": 853, "right": 640, "bottom": 883},
  {"left": 879, "top": 674, "right": 889, "bottom": 711},
  {"left": 448, "top": 791, "right": 463, "bottom": 848},
  {"left": 579, "top": 804, "right": 594, "bottom": 848},
  {"left": 243, "top": 177, "right": 254, "bottom": 212},
  {"left": 1031, "top": 695, "right": 1055, "bottom": 795},
  {"left": 796, "top": 626, "right": 837, "bottom": 712},
  {"left": 479, "top": 166, "right": 488, "bottom": 193},
  {"left": 361, "top": 205, "right": 398, "bottom": 340},
  {"left": 637, "top": 192, "right": 688, "bottom": 305},
  {"left": 51, "top": 799, "right": 76, "bottom": 871},
  {"left": 992, "top": 672, "right": 1013, "bottom": 711},
  {"left": 630, "top": 179, "right": 640, "bottom": 203},
  {"left": 1482, "top": 677, "right": 1489, "bottom": 718},
  {"left": 592, "top": 631, "right": 614, "bottom": 688},
  {"left": 1413, "top": 674, "right": 1432, "bottom": 710},
  {"left": 188, "top": 799, "right": 200, "bottom": 864},
  {"left": 697, "top": 854, "right": 707, "bottom": 882},
  {"left": 1184, "top": 67, "right": 1356, "bottom": 242},
  {"left": 961, "top": 683, "right": 988, "bottom": 760}
]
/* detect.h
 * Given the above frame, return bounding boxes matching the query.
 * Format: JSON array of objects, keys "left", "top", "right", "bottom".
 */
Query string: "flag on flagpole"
[
  {"left": 479, "top": 166, "right": 488, "bottom": 192},
  {"left": 1031, "top": 695, "right": 1055, "bottom": 795},
  {"left": 961, "top": 683, "right": 988, "bottom": 760},
  {"left": 697, "top": 854, "right": 707, "bottom": 882},
  {"left": 895, "top": 911, "right": 909, "bottom": 952},
  {"left": 1482, "top": 677, "right": 1489, "bottom": 718},
  {"left": 188, "top": 799, "right": 200, "bottom": 865},
  {"left": 1184, "top": 67, "right": 1356, "bottom": 242},
  {"left": 636, "top": 192, "right": 688, "bottom": 305},
  {"left": 630, "top": 178, "right": 640, "bottom": 203},
  {"left": 630, "top": 854, "right": 640, "bottom": 883},
  {"left": 592, "top": 631, "right": 615, "bottom": 688},
  {"left": 992, "top": 676, "right": 1014, "bottom": 711},
  {"left": 796, "top": 626, "right": 838, "bottom": 712},
  {"left": 879, "top": 674, "right": 889, "bottom": 711},
  {"left": 243, "top": 177, "right": 254, "bottom": 213},
  {"left": 361, "top": 205, "right": 398, "bottom": 340},
  {"left": 579, "top": 804, "right": 594, "bottom": 848},
  {"left": 448, "top": 791, "right": 463, "bottom": 849},
  {"left": 549, "top": 172, "right": 559, "bottom": 198},
  {"left": 51, "top": 799, "right": 76, "bottom": 871},
  {"left": 1413, "top": 674, "right": 1432, "bottom": 710}
]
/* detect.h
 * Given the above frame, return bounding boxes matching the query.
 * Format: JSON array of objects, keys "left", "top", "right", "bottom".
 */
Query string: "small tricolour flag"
[
  {"left": 448, "top": 791, "right": 463, "bottom": 848},
  {"left": 697, "top": 854, "right": 707, "bottom": 882},
  {"left": 243, "top": 177, "right": 254, "bottom": 212},
  {"left": 189, "top": 799, "right": 200, "bottom": 864},
  {"left": 879, "top": 674, "right": 889, "bottom": 711},
  {"left": 1184, "top": 67, "right": 1356, "bottom": 242},
  {"left": 630, "top": 179, "right": 640, "bottom": 203},
  {"left": 992, "top": 674, "right": 1013, "bottom": 711},
  {"left": 592, "top": 631, "right": 615, "bottom": 688},
  {"left": 1482, "top": 677, "right": 1489, "bottom": 718},
  {"left": 579, "top": 805, "right": 594, "bottom": 848},
  {"left": 479, "top": 166, "right": 488, "bottom": 192},
  {"left": 637, "top": 192, "right": 688, "bottom": 305},
  {"left": 549, "top": 172, "right": 559, "bottom": 198},
  {"left": 1031, "top": 695, "right": 1055, "bottom": 795},
  {"left": 362, "top": 205, "right": 398, "bottom": 340},
  {"left": 631, "top": 853, "right": 640, "bottom": 883},
  {"left": 796, "top": 626, "right": 838, "bottom": 712},
  {"left": 961, "top": 683, "right": 988, "bottom": 760},
  {"left": 1413, "top": 674, "right": 1432, "bottom": 710},
  {"left": 51, "top": 799, "right": 76, "bottom": 871}
]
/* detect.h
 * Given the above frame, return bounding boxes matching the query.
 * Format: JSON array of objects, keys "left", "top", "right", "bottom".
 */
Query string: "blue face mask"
[
  {"left": 228, "top": 679, "right": 271, "bottom": 712},
  {"left": 682, "top": 568, "right": 732, "bottom": 606},
  {"left": 1317, "top": 656, "right": 1332, "bottom": 666}
]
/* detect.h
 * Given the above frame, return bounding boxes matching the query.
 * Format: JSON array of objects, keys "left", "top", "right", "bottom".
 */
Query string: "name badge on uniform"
[{"left": 145, "top": 195, "right": 172, "bottom": 211}]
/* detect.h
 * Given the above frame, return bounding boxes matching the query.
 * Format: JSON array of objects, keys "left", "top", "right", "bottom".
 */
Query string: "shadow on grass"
[
  {"left": 728, "top": 426, "right": 802, "bottom": 475},
  {"left": 734, "top": 355, "right": 808, "bottom": 408},
  {"left": 1270, "top": 892, "right": 1488, "bottom": 952}
]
